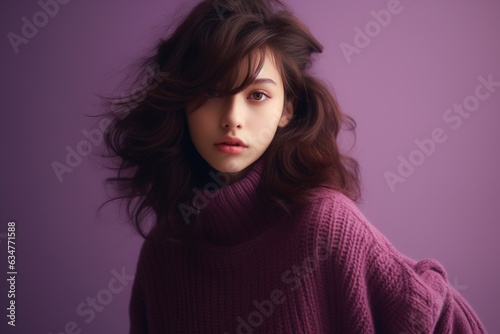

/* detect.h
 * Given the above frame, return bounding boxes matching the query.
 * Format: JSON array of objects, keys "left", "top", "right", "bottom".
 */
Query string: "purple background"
[{"left": 1, "top": 0, "right": 499, "bottom": 333}]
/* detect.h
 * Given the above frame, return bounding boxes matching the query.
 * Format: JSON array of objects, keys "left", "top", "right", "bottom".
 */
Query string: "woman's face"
[{"left": 186, "top": 51, "right": 292, "bottom": 183}]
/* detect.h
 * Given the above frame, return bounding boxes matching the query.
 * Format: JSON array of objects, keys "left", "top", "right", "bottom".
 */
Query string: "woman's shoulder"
[
  {"left": 296, "top": 186, "right": 386, "bottom": 253},
  {"left": 303, "top": 186, "right": 369, "bottom": 226},
  {"left": 301, "top": 187, "right": 405, "bottom": 274}
]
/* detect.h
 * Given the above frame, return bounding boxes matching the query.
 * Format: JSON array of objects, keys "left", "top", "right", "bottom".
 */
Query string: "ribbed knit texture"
[{"left": 129, "top": 160, "right": 486, "bottom": 333}]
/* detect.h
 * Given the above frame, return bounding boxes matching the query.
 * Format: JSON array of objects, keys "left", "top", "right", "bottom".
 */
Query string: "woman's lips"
[
  {"left": 214, "top": 143, "right": 247, "bottom": 154},
  {"left": 214, "top": 136, "right": 247, "bottom": 154}
]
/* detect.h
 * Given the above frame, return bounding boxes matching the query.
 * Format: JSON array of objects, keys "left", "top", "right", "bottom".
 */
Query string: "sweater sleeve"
[{"left": 323, "top": 194, "right": 486, "bottom": 333}]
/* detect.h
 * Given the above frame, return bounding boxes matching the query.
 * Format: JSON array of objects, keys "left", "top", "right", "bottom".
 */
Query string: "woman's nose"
[{"left": 220, "top": 95, "right": 244, "bottom": 129}]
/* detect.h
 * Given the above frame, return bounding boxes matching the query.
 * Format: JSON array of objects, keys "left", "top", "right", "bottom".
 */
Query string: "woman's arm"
[{"left": 320, "top": 192, "right": 486, "bottom": 333}]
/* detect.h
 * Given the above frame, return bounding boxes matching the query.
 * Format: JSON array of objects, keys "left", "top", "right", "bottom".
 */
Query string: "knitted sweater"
[{"left": 129, "top": 160, "right": 486, "bottom": 333}]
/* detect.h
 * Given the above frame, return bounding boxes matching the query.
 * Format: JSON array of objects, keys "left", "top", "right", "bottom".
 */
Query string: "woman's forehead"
[{"left": 214, "top": 48, "right": 283, "bottom": 92}]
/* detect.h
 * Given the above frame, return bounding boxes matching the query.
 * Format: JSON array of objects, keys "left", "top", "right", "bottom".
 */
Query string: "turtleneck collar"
[{"left": 190, "top": 158, "right": 277, "bottom": 246}]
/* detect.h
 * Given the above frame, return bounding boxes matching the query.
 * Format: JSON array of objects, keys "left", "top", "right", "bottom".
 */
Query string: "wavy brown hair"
[{"left": 101, "top": 0, "right": 361, "bottom": 244}]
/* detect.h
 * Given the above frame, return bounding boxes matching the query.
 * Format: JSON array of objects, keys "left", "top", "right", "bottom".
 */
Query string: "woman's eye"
[{"left": 249, "top": 91, "right": 269, "bottom": 101}]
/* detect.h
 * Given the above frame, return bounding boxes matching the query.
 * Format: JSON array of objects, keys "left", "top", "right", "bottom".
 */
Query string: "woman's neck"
[{"left": 217, "top": 159, "right": 260, "bottom": 185}]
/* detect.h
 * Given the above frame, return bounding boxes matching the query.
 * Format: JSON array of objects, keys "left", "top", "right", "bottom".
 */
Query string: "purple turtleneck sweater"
[{"left": 129, "top": 160, "right": 485, "bottom": 333}]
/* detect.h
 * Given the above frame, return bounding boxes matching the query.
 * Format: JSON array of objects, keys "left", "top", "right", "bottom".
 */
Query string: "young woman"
[{"left": 102, "top": 0, "right": 486, "bottom": 332}]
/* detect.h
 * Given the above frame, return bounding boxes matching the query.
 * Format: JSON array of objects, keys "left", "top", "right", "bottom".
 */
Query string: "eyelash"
[{"left": 248, "top": 91, "right": 270, "bottom": 102}]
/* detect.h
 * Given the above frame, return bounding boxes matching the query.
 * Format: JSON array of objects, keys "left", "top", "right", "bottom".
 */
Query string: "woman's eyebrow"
[{"left": 251, "top": 78, "right": 277, "bottom": 86}]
